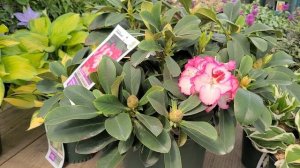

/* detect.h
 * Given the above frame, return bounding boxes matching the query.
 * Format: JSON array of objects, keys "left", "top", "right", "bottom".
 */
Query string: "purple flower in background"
[
  {"left": 14, "top": 7, "right": 39, "bottom": 27},
  {"left": 239, "top": 10, "right": 244, "bottom": 15},
  {"left": 288, "top": 14, "right": 295, "bottom": 21},
  {"left": 252, "top": 3, "right": 258, "bottom": 9},
  {"left": 232, "top": 0, "right": 238, "bottom": 4},
  {"left": 283, "top": 4, "right": 289, "bottom": 11},
  {"left": 246, "top": 13, "right": 255, "bottom": 26},
  {"left": 251, "top": 8, "right": 259, "bottom": 16},
  {"left": 222, "top": 0, "right": 227, "bottom": 3}
]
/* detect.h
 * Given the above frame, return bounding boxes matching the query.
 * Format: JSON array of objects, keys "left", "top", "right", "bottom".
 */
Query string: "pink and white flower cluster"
[{"left": 178, "top": 56, "right": 239, "bottom": 112}]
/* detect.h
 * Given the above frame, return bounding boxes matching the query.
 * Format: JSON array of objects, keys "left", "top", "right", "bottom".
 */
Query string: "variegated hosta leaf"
[{"left": 246, "top": 126, "right": 295, "bottom": 154}]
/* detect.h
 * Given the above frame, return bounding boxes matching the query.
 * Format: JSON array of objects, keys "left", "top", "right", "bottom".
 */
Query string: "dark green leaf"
[
  {"left": 139, "top": 86, "right": 164, "bottom": 106},
  {"left": 136, "top": 112, "right": 163, "bottom": 136},
  {"left": 163, "top": 79, "right": 186, "bottom": 100},
  {"left": 164, "top": 137, "right": 182, "bottom": 168},
  {"left": 37, "top": 79, "right": 59, "bottom": 94},
  {"left": 138, "top": 40, "right": 162, "bottom": 52},
  {"left": 93, "top": 95, "right": 128, "bottom": 116},
  {"left": 165, "top": 57, "right": 181, "bottom": 77},
  {"left": 139, "top": 146, "right": 161, "bottom": 167},
  {"left": 45, "top": 105, "right": 99, "bottom": 125},
  {"left": 179, "top": 95, "right": 201, "bottom": 113},
  {"left": 97, "top": 146, "right": 125, "bottom": 168},
  {"left": 227, "top": 39, "right": 244, "bottom": 68},
  {"left": 49, "top": 61, "right": 67, "bottom": 77},
  {"left": 131, "top": 50, "right": 150, "bottom": 67},
  {"left": 118, "top": 133, "right": 134, "bottom": 154},
  {"left": 76, "top": 132, "right": 116, "bottom": 154},
  {"left": 266, "top": 51, "right": 295, "bottom": 67},
  {"left": 46, "top": 117, "right": 105, "bottom": 143},
  {"left": 234, "top": 88, "right": 270, "bottom": 125},
  {"left": 223, "top": 1, "right": 241, "bottom": 22},
  {"left": 147, "top": 90, "right": 168, "bottom": 116},
  {"left": 123, "top": 62, "right": 142, "bottom": 95},
  {"left": 105, "top": 113, "right": 132, "bottom": 141},
  {"left": 134, "top": 120, "right": 171, "bottom": 153},
  {"left": 244, "top": 23, "right": 273, "bottom": 35},
  {"left": 249, "top": 37, "right": 268, "bottom": 52},
  {"left": 64, "top": 85, "right": 95, "bottom": 109},
  {"left": 111, "top": 74, "right": 125, "bottom": 97},
  {"left": 239, "top": 55, "right": 253, "bottom": 76},
  {"left": 39, "top": 94, "right": 61, "bottom": 118},
  {"left": 98, "top": 56, "right": 117, "bottom": 94}
]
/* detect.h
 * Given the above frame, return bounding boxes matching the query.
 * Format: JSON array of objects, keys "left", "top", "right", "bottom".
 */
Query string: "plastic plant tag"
[{"left": 45, "top": 25, "right": 139, "bottom": 168}]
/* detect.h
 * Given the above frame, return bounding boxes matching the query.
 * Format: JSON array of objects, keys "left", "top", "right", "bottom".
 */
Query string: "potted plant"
[{"left": 28, "top": 0, "right": 300, "bottom": 167}]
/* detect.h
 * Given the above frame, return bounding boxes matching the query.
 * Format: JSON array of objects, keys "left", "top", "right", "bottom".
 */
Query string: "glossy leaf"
[
  {"left": 118, "top": 133, "right": 134, "bottom": 154},
  {"left": 179, "top": 95, "right": 201, "bottom": 113},
  {"left": 123, "top": 62, "right": 142, "bottom": 95},
  {"left": 147, "top": 89, "right": 168, "bottom": 116},
  {"left": 49, "top": 61, "right": 67, "bottom": 77},
  {"left": 139, "top": 146, "right": 161, "bottom": 167},
  {"left": 165, "top": 56, "right": 181, "bottom": 77},
  {"left": 139, "top": 86, "right": 164, "bottom": 106},
  {"left": 266, "top": 51, "right": 295, "bottom": 67},
  {"left": 45, "top": 105, "right": 99, "bottom": 125},
  {"left": 164, "top": 138, "right": 182, "bottom": 168},
  {"left": 46, "top": 117, "right": 105, "bottom": 143},
  {"left": 234, "top": 88, "right": 270, "bottom": 125},
  {"left": 163, "top": 79, "right": 186, "bottom": 100},
  {"left": 239, "top": 55, "right": 253, "bottom": 76},
  {"left": 97, "top": 146, "right": 125, "bottom": 168},
  {"left": 98, "top": 57, "right": 117, "bottom": 94},
  {"left": 244, "top": 23, "right": 273, "bottom": 35},
  {"left": 94, "top": 95, "right": 128, "bottom": 116},
  {"left": 227, "top": 40, "right": 244, "bottom": 68},
  {"left": 136, "top": 112, "right": 163, "bottom": 136},
  {"left": 249, "top": 37, "right": 268, "bottom": 52},
  {"left": 138, "top": 40, "right": 162, "bottom": 52},
  {"left": 39, "top": 94, "right": 61, "bottom": 118},
  {"left": 76, "top": 132, "right": 116, "bottom": 154},
  {"left": 64, "top": 85, "right": 95, "bottom": 109},
  {"left": 134, "top": 120, "right": 171, "bottom": 153},
  {"left": 105, "top": 113, "right": 132, "bottom": 141}
]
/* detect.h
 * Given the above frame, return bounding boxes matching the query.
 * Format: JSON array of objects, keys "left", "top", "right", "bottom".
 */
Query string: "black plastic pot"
[
  {"left": 120, "top": 140, "right": 206, "bottom": 168},
  {"left": 64, "top": 142, "right": 94, "bottom": 164},
  {"left": 242, "top": 132, "right": 276, "bottom": 168}
]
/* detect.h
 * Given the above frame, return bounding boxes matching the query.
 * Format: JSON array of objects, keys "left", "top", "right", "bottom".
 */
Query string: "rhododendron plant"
[{"left": 179, "top": 56, "right": 238, "bottom": 111}]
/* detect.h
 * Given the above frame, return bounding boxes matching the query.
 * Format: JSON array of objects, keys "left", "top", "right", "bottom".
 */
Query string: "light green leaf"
[
  {"left": 45, "top": 105, "right": 99, "bottom": 125},
  {"left": 134, "top": 120, "right": 171, "bottom": 153},
  {"left": 165, "top": 57, "right": 181, "bottom": 77},
  {"left": 29, "top": 17, "right": 51, "bottom": 35},
  {"left": 0, "top": 78, "right": 4, "bottom": 106},
  {"left": 105, "top": 113, "right": 132, "bottom": 141},
  {"left": 0, "top": 24, "right": 8, "bottom": 33},
  {"left": 285, "top": 144, "right": 300, "bottom": 164},
  {"left": 123, "top": 62, "right": 141, "bottom": 95},
  {"left": 64, "top": 31, "right": 89, "bottom": 46},
  {"left": 223, "top": 1, "right": 241, "bottom": 22},
  {"left": 2, "top": 56, "right": 37, "bottom": 81},
  {"left": 178, "top": 0, "right": 191, "bottom": 13},
  {"left": 136, "top": 112, "right": 163, "bottom": 136},
  {"left": 46, "top": 117, "right": 105, "bottom": 143},
  {"left": 93, "top": 95, "right": 128, "bottom": 116},
  {"left": 164, "top": 137, "right": 182, "bottom": 168},
  {"left": 249, "top": 37, "right": 268, "bottom": 52},
  {"left": 49, "top": 13, "right": 80, "bottom": 47},
  {"left": 179, "top": 95, "right": 201, "bottom": 113}
]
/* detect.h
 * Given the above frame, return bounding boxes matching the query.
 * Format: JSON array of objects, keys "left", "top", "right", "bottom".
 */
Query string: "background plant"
[{"left": 30, "top": 1, "right": 300, "bottom": 168}]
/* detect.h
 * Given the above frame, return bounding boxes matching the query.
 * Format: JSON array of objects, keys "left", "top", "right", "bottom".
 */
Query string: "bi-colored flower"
[{"left": 178, "top": 56, "right": 239, "bottom": 112}]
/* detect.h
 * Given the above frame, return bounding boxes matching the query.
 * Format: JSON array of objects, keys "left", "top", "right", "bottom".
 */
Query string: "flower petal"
[
  {"left": 193, "top": 73, "right": 210, "bottom": 92},
  {"left": 199, "top": 84, "right": 221, "bottom": 105},
  {"left": 14, "top": 13, "right": 27, "bottom": 22},
  {"left": 178, "top": 76, "right": 193, "bottom": 95}
]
